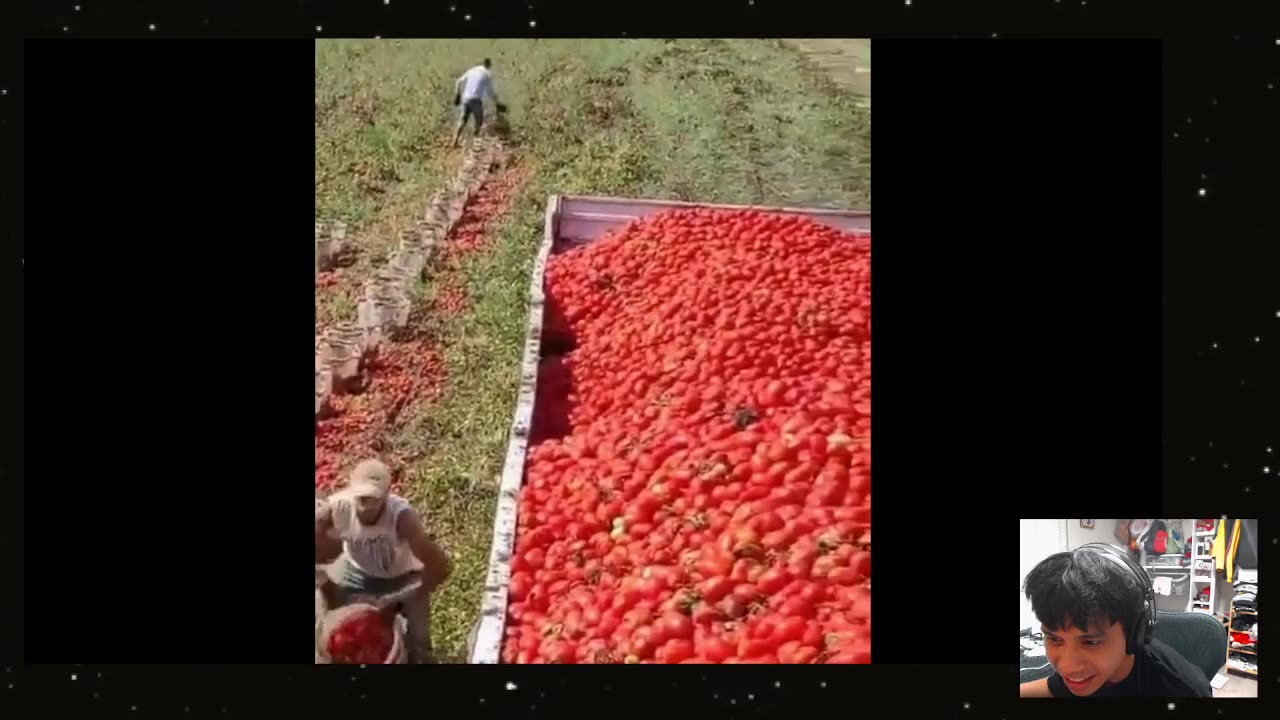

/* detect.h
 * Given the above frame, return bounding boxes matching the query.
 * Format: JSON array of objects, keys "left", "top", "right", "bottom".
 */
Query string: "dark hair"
[
  {"left": 1022, "top": 548, "right": 1145, "bottom": 637},
  {"left": 483, "top": 58, "right": 492, "bottom": 67}
]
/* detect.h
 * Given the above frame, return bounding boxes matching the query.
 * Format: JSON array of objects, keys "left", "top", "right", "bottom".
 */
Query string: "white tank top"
[{"left": 329, "top": 492, "right": 424, "bottom": 579}]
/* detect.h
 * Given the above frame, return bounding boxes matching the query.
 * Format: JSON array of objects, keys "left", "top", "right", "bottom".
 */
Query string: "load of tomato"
[
  {"left": 503, "top": 207, "right": 870, "bottom": 664},
  {"left": 326, "top": 607, "right": 396, "bottom": 664}
]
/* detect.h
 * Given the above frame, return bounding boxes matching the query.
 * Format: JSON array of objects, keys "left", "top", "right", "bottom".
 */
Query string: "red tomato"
[
  {"left": 720, "top": 595, "right": 750, "bottom": 620},
  {"left": 828, "top": 566, "right": 861, "bottom": 586},
  {"left": 739, "top": 636, "right": 777, "bottom": 658},
  {"left": 657, "top": 638, "right": 695, "bottom": 664},
  {"left": 792, "top": 646, "right": 820, "bottom": 664},
  {"left": 776, "top": 640, "right": 802, "bottom": 664},
  {"left": 700, "top": 635, "right": 734, "bottom": 663},
  {"left": 730, "top": 558, "right": 758, "bottom": 582},
  {"left": 756, "top": 566, "right": 790, "bottom": 596},
  {"left": 787, "top": 548, "right": 818, "bottom": 579},
  {"left": 698, "top": 576, "right": 735, "bottom": 603},
  {"left": 811, "top": 555, "right": 840, "bottom": 580},
  {"left": 733, "top": 583, "right": 761, "bottom": 605},
  {"left": 761, "top": 528, "right": 795, "bottom": 551},
  {"left": 510, "top": 572, "right": 534, "bottom": 602},
  {"left": 778, "top": 596, "right": 814, "bottom": 618},
  {"left": 630, "top": 627, "right": 659, "bottom": 660},
  {"left": 691, "top": 602, "right": 726, "bottom": 626},
  {"left": 659, "top": 612, "right": 694, "bottom": 640},
  {"left": 697, "top": 550, "right": 734, "bottom": 579},
  {"left": 773, "top": 616, "right": 807, "bottom": 645},
  {"left": 850, "top": 550, "right": 871, "bottom": 578}
]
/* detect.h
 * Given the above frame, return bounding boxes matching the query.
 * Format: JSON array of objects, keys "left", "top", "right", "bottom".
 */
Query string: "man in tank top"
[{"left": 316, "top": 459, "right": 451, "bottom": 663}]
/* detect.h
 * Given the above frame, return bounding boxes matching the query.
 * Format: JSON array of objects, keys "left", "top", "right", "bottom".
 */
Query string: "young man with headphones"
[{"left": 1019, "top": 543, "right": 1212, "bottom": 698}]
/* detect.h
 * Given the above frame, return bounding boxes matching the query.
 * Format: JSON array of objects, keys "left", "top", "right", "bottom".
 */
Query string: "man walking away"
[{"left": 452, "top": 58, "right": 506, "bottom": 148}]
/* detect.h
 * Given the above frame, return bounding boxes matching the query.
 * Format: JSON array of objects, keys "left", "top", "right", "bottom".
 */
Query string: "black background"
[{"left": 8, "top": 1, "right": 1279, "bottom": 717}]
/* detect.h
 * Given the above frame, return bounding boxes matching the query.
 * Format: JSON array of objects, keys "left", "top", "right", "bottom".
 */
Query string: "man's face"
[
  {"left": 1042, "top": 615, "right": 1133, "bottom": 696},
  {"left": 354, "top": 495, "right": 386, "bottom": 525}
]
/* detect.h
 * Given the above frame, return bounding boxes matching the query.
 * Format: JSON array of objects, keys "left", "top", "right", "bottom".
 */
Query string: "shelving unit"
[
  {"left": 1188, "top": 517, "right": 1223, "bottom": 615},
  {"left": 1227, "top": 605, "right": 1258, "bottom": 676},
  {"left": 1137, "top": 519, "right": 1207, "bottom": 613}
]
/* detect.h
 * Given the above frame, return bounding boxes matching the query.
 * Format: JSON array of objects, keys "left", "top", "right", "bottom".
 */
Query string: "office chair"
[{"left": 1153, "top": 610, "right": 1228, "bottom": 682}]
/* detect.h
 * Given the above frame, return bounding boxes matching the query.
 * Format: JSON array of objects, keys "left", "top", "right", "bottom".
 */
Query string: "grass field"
[
  {"left": 315, "top": 38, "right": 871, "bottom": 662},
  {"left": 785, "top": 40, "right": 872, "bottom": 102}
]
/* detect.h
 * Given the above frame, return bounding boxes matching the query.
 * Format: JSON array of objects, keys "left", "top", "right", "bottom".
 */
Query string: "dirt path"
[{"left": 787, "top": 39, "right": 871, "bottom": 108}]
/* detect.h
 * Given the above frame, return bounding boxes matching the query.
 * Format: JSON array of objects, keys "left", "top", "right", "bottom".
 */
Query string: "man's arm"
[
  {"left": 315, "top": 500, "right": 342, "bottom": 566},
  {"left": 1019, "top": 677, "right": 1053, "bottom": 698},
  {"left": 398, "top": 509, "right": 451, "bottom": 592}
]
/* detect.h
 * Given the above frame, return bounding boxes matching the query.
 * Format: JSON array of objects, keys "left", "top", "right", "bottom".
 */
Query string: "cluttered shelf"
[
  {"left": 1226, "top": 662, "right": 1258, "bottom": 676},
  {"left": 1225, "top": 572, "right": 1258, "bottom": 679}
]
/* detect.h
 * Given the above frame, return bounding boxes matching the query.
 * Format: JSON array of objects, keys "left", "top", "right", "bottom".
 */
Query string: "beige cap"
[{"left": 346, "top": 459, "right": 391, "bottom": 499}]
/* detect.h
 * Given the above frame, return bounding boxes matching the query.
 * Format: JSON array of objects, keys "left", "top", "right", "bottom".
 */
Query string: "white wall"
[
  {"left": 1065, "top": 519, "right": 1125, "bottom": 551},
  {"left": 1020, "top": 519, "right": 1068, "bottom": 631}
]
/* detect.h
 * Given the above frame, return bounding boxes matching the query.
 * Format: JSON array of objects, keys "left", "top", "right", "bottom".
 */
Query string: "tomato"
[
  {"left": 691, "top": 601, "right": 726, "bottom": 626},
  {"left": 761, "top": 528, "right": 795, "bottom": 551},
  {"left": 787, "top": 547, "right": 818, "bottom": 579},
  {"left": 699, "top": 635, "right": 734, "bottom": 663},
  {"left": 657, "top": 638, "right": 695, "bottom": 664},
  {"left": 798, "top": 582, "right": 828, "bottom": 605},
  {"left": 850, "top": 550, "right": 871, "bottom": 579},
  {"left": 778, "top": 596, "right": 814, "bottom": 618},
  {"left": 752, "top": 511, "right": 785, "bottom": 533},
  {"left": 630, "top": 627, "right": 659, "bottom": 660},
  {"left": 773, "top": 616, "right": 807, "bottom": 645},
  {"left": 510, "top": 572, "right": 534, "bottom": 602},
  {"left": 776, "top": 640, "right": 803, "bottom": 664},
  {"left": 828, "top": 566, "right": 861, "bottom": 586},
  {"left": 756, "top": 566, "right": 790, "bottom": 596},
  {"left": 810, "top": 555, "right": 840, "bottom": 580},
  {"left": 739, "top": 636, "right": 777, "bottom": 658},
  {"left": 791, "top": 646, "right": 820, "bottom": 664},
  {"left": 824, "top": 648, "right": 868, "bottom": 664},
  {"left": 697, "top": 576, "right": 735, "bottom": 603},
  {"left": 733, "top": 583, "right": 761, "bottom": 605},
  {"left": 659, "top": 612, "right": 694, "bottom": 640},
  {"left": 731, "top": 558, "right": 759, "bottom": 582},
  {"left": 637, "top": 574, "right": 665, "bottom": 598},
  {"left": 851, "top": 587, "right": 871, "bottom": 620},
  {"left": 697, "top": 550, "right": 734, "bottom": 579},
  {"left": 720, "top": 595, "right": 750, "bottom": 620},
  {"left": 541, "top": 639, "right": 577, "bottom": 664},
  {"left": 612, "top": 588, "right": 643, "bottom": 612}
]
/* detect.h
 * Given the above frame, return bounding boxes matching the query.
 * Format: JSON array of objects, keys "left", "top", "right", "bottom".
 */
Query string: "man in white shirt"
[
  {"left": 315, "top": 459, "right": 451, "bottom": 663},
  {"left": 452, "top": 58, "right": 505, "bottom": 148}
]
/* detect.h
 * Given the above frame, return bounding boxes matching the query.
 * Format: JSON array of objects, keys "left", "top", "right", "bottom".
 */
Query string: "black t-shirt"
[{"left": 1047, "top": 639, "right": 1212, "bottom": 698}]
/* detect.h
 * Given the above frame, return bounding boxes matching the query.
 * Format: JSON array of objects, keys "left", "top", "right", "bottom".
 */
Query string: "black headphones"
[{"left": 1077, "top": 542, "right": 1155, "bottom": 655}]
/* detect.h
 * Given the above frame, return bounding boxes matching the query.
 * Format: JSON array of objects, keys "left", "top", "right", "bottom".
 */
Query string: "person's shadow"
[{"left": 490, "top": 110, "right": 513, "bottom": 144}]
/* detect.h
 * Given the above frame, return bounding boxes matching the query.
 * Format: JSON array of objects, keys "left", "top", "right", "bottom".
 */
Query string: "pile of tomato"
[
  {"left": 503, "top": 207, "right": 870, "bottom": 664},
  {"left": 325, "top": 608, "right": 396, "bottom": 664}
]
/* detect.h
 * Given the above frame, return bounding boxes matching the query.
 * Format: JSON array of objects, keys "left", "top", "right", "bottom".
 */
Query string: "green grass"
[{"left": 315, "top": 38, "right": 870, "bottom": 662}]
